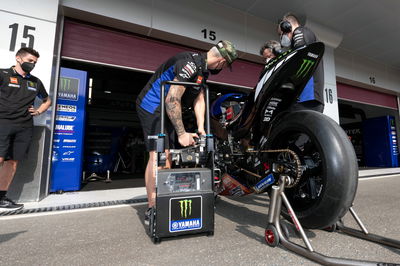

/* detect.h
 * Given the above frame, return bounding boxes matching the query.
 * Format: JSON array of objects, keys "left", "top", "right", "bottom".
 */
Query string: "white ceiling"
[{"left": 212, "top": 0, "right": 400, "bottom": 70}]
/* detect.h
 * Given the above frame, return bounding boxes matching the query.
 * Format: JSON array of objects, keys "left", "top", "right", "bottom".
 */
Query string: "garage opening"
[
  {"left": 56, "top": 58, "right": 252, "bottom": 192},
  {"left": 49, "top": 19, "right": 261, "bottom": 193},
  {"left": 338, "top": 83, "right": 399, "bottom": 168}
]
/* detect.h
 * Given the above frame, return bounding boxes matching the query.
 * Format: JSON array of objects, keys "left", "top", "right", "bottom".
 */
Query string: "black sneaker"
[
  {"left": 0, "top": 197, "right": 24, "bottom": 212},
  {"left": 144, "top": 207, "right": 152, "bottom": 225}
]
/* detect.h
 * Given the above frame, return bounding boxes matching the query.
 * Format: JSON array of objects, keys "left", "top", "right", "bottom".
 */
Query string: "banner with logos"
[{"left": 50, "top": 68, "right": 87, "bottom": 192}]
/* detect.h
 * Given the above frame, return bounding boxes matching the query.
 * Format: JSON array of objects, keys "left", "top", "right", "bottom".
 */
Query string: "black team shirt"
[{"left": 0, "top": 67, "right": 48, "bottom": 127}]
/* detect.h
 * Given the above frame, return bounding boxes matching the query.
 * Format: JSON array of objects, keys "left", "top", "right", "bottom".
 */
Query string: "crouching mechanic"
[
  {"left": 136, "top": 40, "right": 238, "bottom": 224},
  {"left": 0, "top": 47, "right": 51, "bottom": 211}
]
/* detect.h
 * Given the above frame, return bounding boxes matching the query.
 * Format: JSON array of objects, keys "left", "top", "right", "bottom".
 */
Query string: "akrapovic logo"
[
  {"left": 179, "top": 199, "right": 192, "bottom": 218},
  {"left": 295, "top": 59, "right": 315, "bottom": 79}
]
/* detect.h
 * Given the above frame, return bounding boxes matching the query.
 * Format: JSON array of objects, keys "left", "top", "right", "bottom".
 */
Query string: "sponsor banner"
[
  {"left": 51, "top": 68, "right": 87, "bottom": 192},
  {"left": 169, "top": 196, "right": 202, "bottom": 232}
]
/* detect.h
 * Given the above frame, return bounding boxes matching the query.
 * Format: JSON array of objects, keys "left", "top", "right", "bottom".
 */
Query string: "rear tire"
[{"left": 265, "top": 110, "right": 358, "bottom": 229}]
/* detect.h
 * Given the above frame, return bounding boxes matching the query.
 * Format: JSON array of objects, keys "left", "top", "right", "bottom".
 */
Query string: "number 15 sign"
[{"left": 0, "top": 9, "right": 57, "bottom": 104}]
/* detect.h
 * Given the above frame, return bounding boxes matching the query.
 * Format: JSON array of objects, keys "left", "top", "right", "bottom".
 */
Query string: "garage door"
[
  {"left": 61, "top": 20, "right": 263, "bottom": 89},
  {"left": 337, "top": 82, "right": 398, "bottom": 110}
]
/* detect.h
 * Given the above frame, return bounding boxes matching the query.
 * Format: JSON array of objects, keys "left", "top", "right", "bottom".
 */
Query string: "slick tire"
[{"left": 266, "top": 110, "right": 358, "bottom": 229}]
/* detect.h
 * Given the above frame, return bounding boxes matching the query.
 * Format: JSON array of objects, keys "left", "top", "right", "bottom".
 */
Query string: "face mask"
[
  {"left": 20, "top": 61, "right": 35, "bottom": 73},
  {"left": 209, "top": 68, "right": 222, "bottom": 75},
  {"left": 280, "top": 34, "right": 291, "bottom": 48}
]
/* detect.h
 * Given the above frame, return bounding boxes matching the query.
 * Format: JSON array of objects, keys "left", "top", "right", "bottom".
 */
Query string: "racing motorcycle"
[{"left": 173, "top": 42, "right": 358, "bottom": 229}]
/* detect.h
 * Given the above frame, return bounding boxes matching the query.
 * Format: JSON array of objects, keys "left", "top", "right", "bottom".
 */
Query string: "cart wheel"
[
  {"left": 265, "top": 224, "right": 279, "bottom": 247},
  {"left": 207, "top": 231, "right": 214, "bottom": 237},
  {"left": 148, "top": 208, "right": 156, "bottom": 236},
  {"left": 152, "top": 237, "right": 161, "bottom": 244}
]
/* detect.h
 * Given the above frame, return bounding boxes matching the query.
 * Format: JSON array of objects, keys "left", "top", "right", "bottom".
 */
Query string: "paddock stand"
[{"left": 265, "top": 174, "right": 400, "bottom": 265}]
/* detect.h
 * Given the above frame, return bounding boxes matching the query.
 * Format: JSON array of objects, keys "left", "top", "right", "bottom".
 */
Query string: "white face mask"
[{"left": 280, "top": 34, "right": 291, "bottom": 48}]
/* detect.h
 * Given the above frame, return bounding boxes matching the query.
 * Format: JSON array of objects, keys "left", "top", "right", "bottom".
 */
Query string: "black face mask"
[
  {"left": 209, "top": 68, "right": 222, "bottom": 75},
  {"left": 20, "top": 61, "right": 35, "bottom": 73}
]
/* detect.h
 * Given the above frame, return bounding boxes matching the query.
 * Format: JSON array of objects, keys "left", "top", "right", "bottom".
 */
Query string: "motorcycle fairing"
[{"left": 241, "top": 43, "right": 325, "bottom": 139}]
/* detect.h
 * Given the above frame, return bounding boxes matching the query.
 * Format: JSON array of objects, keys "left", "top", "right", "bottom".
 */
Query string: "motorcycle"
[{"left": 172, "top": 42, "right": 358, "bottom": 229}]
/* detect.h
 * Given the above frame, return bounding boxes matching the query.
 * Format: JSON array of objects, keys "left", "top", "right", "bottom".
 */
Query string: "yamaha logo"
[{"left": 307, "top": 52, "right": 318, "bottom": 59}]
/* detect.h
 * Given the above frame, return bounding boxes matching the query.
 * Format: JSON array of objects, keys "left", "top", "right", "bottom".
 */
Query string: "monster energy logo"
[
  {"left": 170, "top": 196, "right": 202, "bottom": 232},
  {"left": 58, "top": 77, "right": 79, "bottom": 101},
  {"left": 295, "top": 59, "right": 315, "bottom": 79},
  {"left": 179, "top": 199, "right": 192, "bottom": 218}
]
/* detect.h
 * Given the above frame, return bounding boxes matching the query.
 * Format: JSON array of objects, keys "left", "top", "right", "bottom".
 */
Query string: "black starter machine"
[{"left": 148, "top": 81, "right": 215, "bottom": 243}]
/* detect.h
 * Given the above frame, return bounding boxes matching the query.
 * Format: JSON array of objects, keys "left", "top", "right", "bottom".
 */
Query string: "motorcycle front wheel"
[{"left": 265, "top": 110, "right": 358, "bottom": 229}]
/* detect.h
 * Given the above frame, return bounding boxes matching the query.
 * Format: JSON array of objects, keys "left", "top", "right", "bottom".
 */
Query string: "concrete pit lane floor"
[{"left": 0, "top": 174, "right": 400, "bottom": 265}]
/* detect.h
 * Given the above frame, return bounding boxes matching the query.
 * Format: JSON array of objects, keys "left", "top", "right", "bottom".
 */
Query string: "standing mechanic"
[
  {"left": 0, "top": 47, "right": 51, "bottom": 211},
  {"left": 136, "top": 40, "right": 237, "bottom": 224},
  {"left": 278, "top": 12, "right": 325, "bottom": 112}
]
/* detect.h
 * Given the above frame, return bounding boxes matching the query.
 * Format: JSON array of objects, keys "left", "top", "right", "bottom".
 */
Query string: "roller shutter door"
[
  {"left": 337, "top": 82, "right": 398, "bottom": 110},
  {"left": 61, "top": 20, "right": 263, "bottom": 88}
]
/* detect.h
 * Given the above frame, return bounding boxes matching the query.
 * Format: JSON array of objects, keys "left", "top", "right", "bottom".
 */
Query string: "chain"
[{"left": 247, "top": 149, "right": 302, "bottom": 188}]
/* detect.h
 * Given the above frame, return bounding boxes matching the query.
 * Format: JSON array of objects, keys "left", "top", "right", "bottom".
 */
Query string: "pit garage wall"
[
  {"left": 0, "top": 1, "right": 59, "bottom": 201},
  {"left": 1, "top": 0, "right": 398, "bottom": 202},
  {"left": 335, "top": 48, "right": 400, "bottom": 98},
  {"left": 61, "top": 0, "right": 345, "bottom": 121}
]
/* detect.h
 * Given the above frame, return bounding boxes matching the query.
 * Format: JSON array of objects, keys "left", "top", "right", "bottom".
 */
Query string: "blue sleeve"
[{"left": 36, "top": 79, "right": 49, "bottom": 99}]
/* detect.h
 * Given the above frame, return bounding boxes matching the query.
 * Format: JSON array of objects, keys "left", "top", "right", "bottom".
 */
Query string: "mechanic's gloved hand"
[{"left": 178, "top": 132, "right": 199, "bottom": 147}]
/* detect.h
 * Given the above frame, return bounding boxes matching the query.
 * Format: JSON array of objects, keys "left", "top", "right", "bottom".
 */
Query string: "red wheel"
[{"left": 265, "top": 224, "right": 279, "bottom": 247}]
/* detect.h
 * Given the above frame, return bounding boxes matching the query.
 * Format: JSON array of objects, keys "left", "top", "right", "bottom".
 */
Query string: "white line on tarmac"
[
  {"left": 0, "top": 203, "right": 143, "bottom": 220},
  {"left": 359, "top": 174, "right": 400, "bottom": 181},
  {"left": 1, "top": 175, "right": 398, "bottom": 220}
]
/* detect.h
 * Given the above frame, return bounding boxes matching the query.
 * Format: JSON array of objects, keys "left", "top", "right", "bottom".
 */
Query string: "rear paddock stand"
[{"left": 266, "top": 175, "right": 400, "bottom": 266}]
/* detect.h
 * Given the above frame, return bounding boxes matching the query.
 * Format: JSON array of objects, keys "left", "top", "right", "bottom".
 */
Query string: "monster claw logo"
[
  {"left": 179, "top": 199, "right": 192, "bottom": 218},
  {"left": 170, "top": 196, "right": 202, "bottom": 232},
  {"left": 295, "top": 59, "right": 315, "bottom": 79},
  {"left": 58, "top": 77, "right": 79, "bottom": 101}
]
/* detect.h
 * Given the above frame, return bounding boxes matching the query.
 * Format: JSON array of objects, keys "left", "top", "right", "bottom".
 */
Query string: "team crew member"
[
  {"left": 0, "top": 47, "right": 51, "bottom": 211},
  {"left": 136, "top": 40, "right": 238, "bottom": 224},
  {"left": 278, "top": 12, "right": 325, "bottom": 112},
  {"left": 259, "top": 40, "right": 281, "bottom": 64}
]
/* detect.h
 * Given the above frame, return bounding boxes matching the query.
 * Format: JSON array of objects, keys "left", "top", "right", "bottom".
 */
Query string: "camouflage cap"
[{"left": 216, "top": 40, "right": 238, "bottom": 65}]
